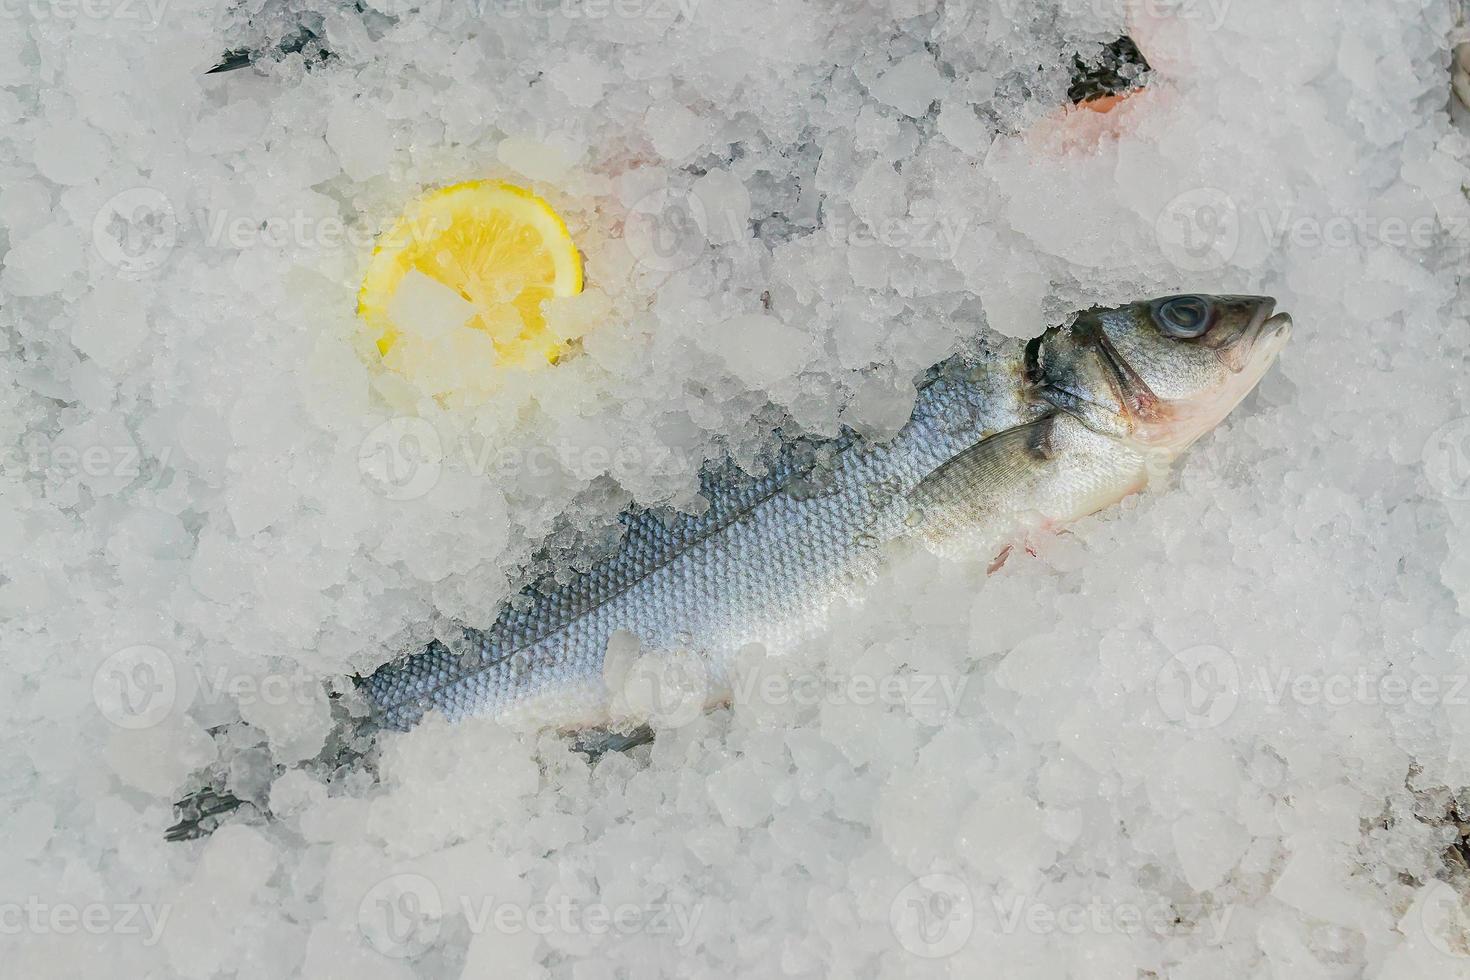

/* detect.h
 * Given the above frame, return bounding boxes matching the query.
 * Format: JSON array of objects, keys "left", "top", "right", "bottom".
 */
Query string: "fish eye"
[{"left": 1153, "top": 295, "right": 1212, "bottom": 338}]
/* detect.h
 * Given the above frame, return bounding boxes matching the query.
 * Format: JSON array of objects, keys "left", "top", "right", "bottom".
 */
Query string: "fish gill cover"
[{"left": 3, "top": 0, "right": 1470, "bottom": 976}]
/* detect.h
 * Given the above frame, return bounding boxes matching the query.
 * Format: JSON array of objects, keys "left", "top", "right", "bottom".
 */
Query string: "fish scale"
[{"left": 361, "top": 356, "right": 1023, "bottom": 731}]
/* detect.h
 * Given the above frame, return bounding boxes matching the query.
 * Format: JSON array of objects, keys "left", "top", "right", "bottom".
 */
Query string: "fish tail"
[{"left": 163, "top": 691, "right": 381, "bottom": 842}]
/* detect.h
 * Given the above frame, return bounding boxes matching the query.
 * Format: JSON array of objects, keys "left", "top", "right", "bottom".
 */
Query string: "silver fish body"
[{"left": 362, "top": 294, "right": 1292, "bottom": 733}]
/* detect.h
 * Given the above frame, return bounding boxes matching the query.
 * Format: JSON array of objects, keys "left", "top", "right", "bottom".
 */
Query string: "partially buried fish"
[
  {"left": 361, "top": 293, "right": 1291, "bottom": 732},
  {"left": 169, "top": 293, "right": 1290, "bottom": 838}
]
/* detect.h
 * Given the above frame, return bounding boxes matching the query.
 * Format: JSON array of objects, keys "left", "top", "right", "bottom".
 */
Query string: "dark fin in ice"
[
  {"left": 166, "top": 720, "right": 654, "bottom": 841},
  {"left": 571, "top": 725, "right": 656, "bottom": 759},
  {"left": 206, "top": 49, "right": 254, "bottom": 74},
  {"left": 165, "top": 787, "right": 256, "bottom": 842},
  {"left": 205, "top": 26, "right": 330, "bottom": 77},
  {"left": 165, "top": 693, "right": 377, "bottom": 842},
  {"left": 1068, "top": 36, "right": 1150, "bottom": 105}
]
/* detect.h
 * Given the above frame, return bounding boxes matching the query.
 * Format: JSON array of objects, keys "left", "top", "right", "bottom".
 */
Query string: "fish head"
[{"left": 1027, "top": 294, "right": 1291, "bottom": 456}]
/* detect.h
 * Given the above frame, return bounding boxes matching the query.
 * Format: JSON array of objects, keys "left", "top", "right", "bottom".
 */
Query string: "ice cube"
[
  {"left": 700, "top": 313, "right": 816, "bottom": 388},
  {"left": 385, "top": 270, "right": 477, "bottom": 340},
  {"left": 869, "top": 53, "right": 945, "bottom": 118},
  {"left": 32, "top": 119, "right": 109, "bottom": 185}
]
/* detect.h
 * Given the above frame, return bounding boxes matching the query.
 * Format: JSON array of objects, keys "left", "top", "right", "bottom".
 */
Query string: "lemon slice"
[{"left": 358, "top": 180, "right": 583, "bottom": 372}]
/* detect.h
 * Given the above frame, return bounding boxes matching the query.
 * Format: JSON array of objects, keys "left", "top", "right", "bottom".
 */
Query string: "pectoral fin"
[
  {"left": 915, "top": 416, "right": 1057, "bottom": 501},
  {"left": 908, "top": 415, "right": 1057, "bottom": 556},
  {"left": 909, "top": 412, "right": 1145, "bottom": 559}
]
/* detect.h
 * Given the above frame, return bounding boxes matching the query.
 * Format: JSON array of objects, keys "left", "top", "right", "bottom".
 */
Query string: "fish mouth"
[
  {"left": 1216, "top": 300, "right": 1292, "bottom": 374},
  {"left": 1243, "top": 309, "right": 1293, "bottom": 370},
  {"left": 1259, "top": 310, "right": 1293, "bottom": 348}
]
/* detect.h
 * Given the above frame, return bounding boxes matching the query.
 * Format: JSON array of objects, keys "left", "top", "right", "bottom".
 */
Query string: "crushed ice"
[{"left": 5, "top": 0, "right": 1470, "bottom": 975}]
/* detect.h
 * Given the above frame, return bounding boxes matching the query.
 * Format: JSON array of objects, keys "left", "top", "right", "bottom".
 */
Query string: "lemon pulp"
[{"left": 357, "top": 180, "right": 584, "bottom": 371}]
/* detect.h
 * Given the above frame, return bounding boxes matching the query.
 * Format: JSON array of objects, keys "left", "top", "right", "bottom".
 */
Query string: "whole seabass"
[{"left": 361, "top": 294, "right": 1293, "bottom": 733}]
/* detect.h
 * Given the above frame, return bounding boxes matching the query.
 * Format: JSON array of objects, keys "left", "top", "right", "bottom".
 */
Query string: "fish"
[
  {"left": 165, "top": 292, "right": 1290, "bottom": 840},
  {"left": 360, "top": 293, "right": 1292, "bottom": 733}
]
